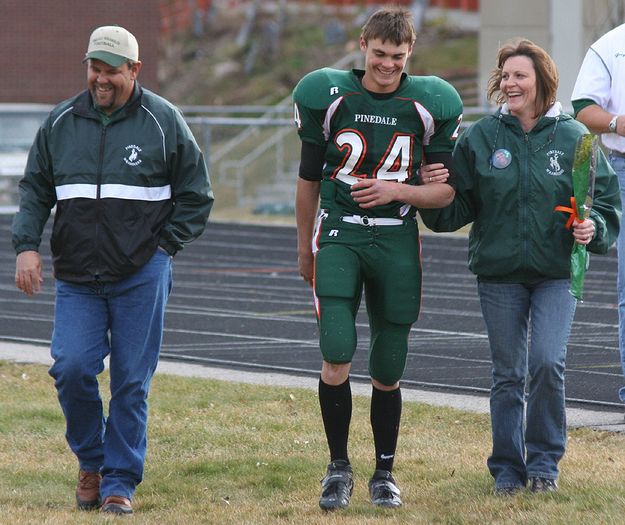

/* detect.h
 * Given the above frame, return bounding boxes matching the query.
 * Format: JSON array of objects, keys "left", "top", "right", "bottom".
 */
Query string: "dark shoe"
[
  {"left": 529, "top": 477, "right": 558, "bottom": 493},
  {"left": 493, "top": 485, "right": 524, "bottom": 496},
  {"left": 319, "top": 460, "right": 353, "bottom": 511},
  {"left": 101, "top": 495, "right": 133, "bottom": 515},
  {"left": 368, "top": 469, "right": 402, "bottom": 508},
  {"left": 75, "top": 470, "right": 101, "bottom": 510}
]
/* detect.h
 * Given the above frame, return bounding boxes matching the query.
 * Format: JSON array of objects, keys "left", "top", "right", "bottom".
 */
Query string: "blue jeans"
[
  {"left": 477, "top": 278, "right": 576, "bottom": 489},
  {"left": 49, "top": 249, "right": 172, "bottom": 500},
  {"left": 610, "top": 154, "right": 625, "bottom": 402}
]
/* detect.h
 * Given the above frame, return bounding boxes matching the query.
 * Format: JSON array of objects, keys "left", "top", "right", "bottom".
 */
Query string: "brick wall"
[{"left": 1, "top": 0, "right": 160, "bottom": 103}]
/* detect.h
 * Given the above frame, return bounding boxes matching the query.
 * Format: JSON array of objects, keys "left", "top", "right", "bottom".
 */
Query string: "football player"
[{"left": 293, "top": 6, "right": 463, "bottom": 511}]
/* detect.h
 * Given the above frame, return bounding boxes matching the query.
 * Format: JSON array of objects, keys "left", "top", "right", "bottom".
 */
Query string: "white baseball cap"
[{"left": 84, "top": 25, "right": 139, "bottom": 67}]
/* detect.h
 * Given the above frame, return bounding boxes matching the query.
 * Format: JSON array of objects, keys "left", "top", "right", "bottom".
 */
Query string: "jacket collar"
[
  {"left": 500, "top": 101, "right": 563, "bottom": 118},
  {"left": 496, "top": 101, "right": 570, "bottom": 133}
]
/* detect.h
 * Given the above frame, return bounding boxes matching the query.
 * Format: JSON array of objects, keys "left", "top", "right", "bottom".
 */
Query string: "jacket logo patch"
[
  {"left": 124, "top": 145, "right": 143, "bottom": 166},
  {"left": 546, "top": 150, "right": 564, "bottom": 176}
]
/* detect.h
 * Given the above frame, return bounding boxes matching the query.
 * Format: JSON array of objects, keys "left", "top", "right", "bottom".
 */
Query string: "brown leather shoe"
[
  {"left": 101, "top": 495, "right": 133, "bottom": 515},
  {"left": 76, "top": 470, "right": 101, "bottom": 510}
]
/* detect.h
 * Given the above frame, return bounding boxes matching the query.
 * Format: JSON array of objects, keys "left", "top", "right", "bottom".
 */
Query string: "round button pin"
[{"left": 491, "top": 148, "right": 512, "bottom": 169}]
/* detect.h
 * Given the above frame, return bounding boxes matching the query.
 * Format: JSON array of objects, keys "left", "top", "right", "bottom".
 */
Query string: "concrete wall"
[{"left": 479, "top": 0, "right": 621, "bottom": 112}]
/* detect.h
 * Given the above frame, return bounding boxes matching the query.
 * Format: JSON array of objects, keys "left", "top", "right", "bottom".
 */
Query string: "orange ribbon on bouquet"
[{"left": 554, "top": 196, "right": 579, "bottom": 230}]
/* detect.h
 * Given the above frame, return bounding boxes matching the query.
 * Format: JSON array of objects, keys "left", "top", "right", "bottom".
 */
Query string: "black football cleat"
[
  {"left": 368, "top": 469, "right": 402, "bottom": 508},
  {"left": 319, "top": 460, "right": 353, "bottom": 511}
]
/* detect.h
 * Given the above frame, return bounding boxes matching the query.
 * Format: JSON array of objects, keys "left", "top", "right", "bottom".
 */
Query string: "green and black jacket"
[{"left": 12, "top": 83, "right": 214, "bottom": 283}]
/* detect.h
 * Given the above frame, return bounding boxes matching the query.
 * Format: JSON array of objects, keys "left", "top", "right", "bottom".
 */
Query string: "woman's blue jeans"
[
  {"left": 477, "top": 278, "right": 576, "bottom": 490},
  {"left": 49, "top": 249, "right": 172, "bottom": 500}
]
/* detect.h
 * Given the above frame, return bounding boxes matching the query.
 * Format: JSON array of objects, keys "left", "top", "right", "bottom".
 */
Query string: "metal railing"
[{"left": 0, "top": 102, "right": 489, "bottom": 214}]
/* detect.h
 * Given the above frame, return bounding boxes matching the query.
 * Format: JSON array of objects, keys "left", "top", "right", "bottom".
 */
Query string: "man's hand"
[
  {"left": 298, "top": 250, "right": 314, "bottom": 287},
  {"left": 351, "top": 179, "right": 400, "bottom": 208},
  {"left": 295, "top": 178, "right": 320, "bottom": 287},
  {"left": 15, "top": 250, "right": 43, "bottom": 296}
]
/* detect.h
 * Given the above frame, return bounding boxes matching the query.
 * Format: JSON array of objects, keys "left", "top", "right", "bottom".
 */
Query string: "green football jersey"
[{"left": 293, "top": 68, "right": 463, "bottom": 218}]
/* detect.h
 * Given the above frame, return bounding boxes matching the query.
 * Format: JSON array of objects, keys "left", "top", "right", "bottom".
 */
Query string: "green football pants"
[{"left": 313, "top": 215, "right": 422, "bottom": 385}]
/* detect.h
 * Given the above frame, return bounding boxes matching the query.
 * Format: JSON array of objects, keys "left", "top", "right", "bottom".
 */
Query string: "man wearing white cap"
[{"left": 12, "top": 25, "right": 214, "bottom": 514}]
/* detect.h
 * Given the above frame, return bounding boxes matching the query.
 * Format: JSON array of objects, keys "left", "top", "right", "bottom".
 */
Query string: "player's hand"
[
  {"left": 572, "top": 218, "right": 595, "bottom": 245},
  {"left": 15, "top": 250, "right": 43, "bottom": 296},
  {"left": 420, "top": 163, "right": 449, "bottom": 184},
  {"left": 351, "top": 179, "right": 399, "bottom": 208},
  {"left": 298, "top": 251, "right": 314, "bottom": 287}
]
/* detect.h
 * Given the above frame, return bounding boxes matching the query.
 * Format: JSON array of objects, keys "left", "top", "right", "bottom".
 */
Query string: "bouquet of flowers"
[{"left": 555, "top": 134, "right": 598, "bottom": 300}]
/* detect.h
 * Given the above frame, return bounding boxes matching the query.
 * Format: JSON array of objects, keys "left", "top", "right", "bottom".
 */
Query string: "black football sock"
[
  {"left": 318, "top": 377, "right": 352, "bottom": 464},
  {"left": 371, "top": 385, "right": 402, "bottom": 472}
]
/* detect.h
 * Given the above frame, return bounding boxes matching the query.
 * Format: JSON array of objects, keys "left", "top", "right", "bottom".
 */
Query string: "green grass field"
[{"left": 1, "top": 360, "right": 625, "bottom": 524}]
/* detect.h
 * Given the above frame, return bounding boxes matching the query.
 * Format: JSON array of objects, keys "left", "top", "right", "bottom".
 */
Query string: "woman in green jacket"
[{"left": 421, "top": 39, "right": 621, "bottom": 495}]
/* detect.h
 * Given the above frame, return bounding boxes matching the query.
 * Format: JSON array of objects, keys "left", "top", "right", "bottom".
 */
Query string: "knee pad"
[{"left": 368, "top": 322, "right": 411, "bottom": 386}]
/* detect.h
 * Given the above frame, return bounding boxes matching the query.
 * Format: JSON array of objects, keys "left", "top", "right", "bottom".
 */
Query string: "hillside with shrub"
[{"left": 159, "top": 4, "right": 478, "bottom": 107}]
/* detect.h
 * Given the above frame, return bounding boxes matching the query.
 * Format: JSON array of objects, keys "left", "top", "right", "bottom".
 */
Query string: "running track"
[{"left": 0, "top": 215, "right": 622, "bottom": 411}]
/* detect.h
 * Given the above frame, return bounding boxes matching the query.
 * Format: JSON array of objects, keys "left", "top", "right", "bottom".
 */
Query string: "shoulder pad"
[
  {"left": 403, "top": 75, "right": 463, "bottom": 120},
  {"left": 293, "top": 68, "right": 352, "bottom": 110}
]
